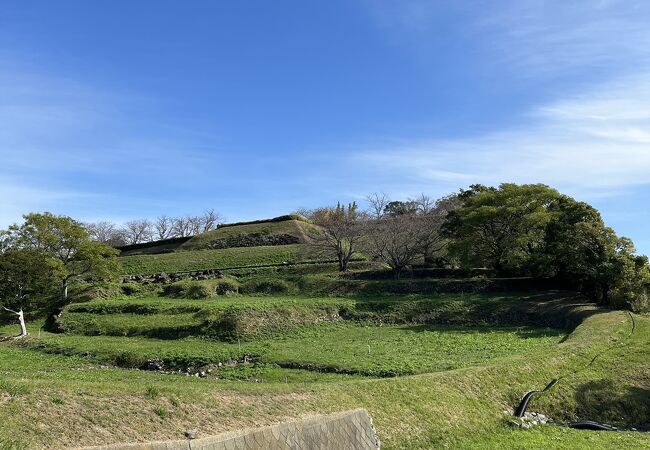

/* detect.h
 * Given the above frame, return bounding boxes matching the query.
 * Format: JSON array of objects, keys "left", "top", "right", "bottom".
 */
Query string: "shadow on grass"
[
  {"left": 574, "top": 379, "right": 650, "bottom": 431},
  {"left": 397, "top": 324, "right": 565, "bottom": 339},
  {"left": 345, "top": 291, "right": 602, "bottom": 332}
]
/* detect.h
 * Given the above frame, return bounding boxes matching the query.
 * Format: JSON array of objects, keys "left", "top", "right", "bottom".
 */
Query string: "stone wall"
[{"left": 74, "top": 409, "right": 380, "bottom": 450}]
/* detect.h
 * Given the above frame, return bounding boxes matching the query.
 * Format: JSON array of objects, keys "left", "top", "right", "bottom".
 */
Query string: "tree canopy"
[
  {"left": 445, "top": 183, "right": 650, "bottom": 309},
  {"left": 3, "top": 212, "right": 121, "bottom": 307}
]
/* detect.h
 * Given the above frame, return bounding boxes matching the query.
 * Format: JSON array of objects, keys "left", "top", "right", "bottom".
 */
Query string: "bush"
[
  {"left": 241, "top": 278, "right": 291, "bottom": 295},
  {"left": 214, "top": 277, "right": 240, "bottom": 295},
  {"left": 617, "top": 287, "right": 650, "bottom": 313},
  {"left": 164, "top": 280, "right": 214, "bottom": 299},
  {"left": 69, "top": 282, "right": 121, "bottom": 303},
  {"left": 121, "top": 283, "right": 142, "bottom": 296}
]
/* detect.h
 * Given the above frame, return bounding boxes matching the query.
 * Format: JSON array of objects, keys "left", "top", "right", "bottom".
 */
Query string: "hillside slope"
[
  {"left": 0, "top": 309, "right": 648, "bottom": 448},
  {"left": 179, "top": 218, "right": 313, "bottom": 251}
]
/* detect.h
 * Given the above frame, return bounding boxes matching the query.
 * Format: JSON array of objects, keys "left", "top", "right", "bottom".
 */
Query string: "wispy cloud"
[
  {"left": 0, "top": 61, "right": 225, "bottom": 226},
  {"left": 365, "top": 0, "right": 650, "bottom": 80},
  {"left": 347, "top": 72, "right": 650, "bottom": 198},
  {"left": 475, "top": 0, "right": 650, "bottom": 76}
]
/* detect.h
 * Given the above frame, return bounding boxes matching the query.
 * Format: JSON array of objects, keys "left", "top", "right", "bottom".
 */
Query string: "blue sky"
[{"left": 2, "top": 1, "right": 650, "bottom": 253}]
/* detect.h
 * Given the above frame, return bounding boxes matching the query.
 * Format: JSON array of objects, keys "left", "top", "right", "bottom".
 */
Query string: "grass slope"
[
  {"left": 0, "top": 311, "right": 648, "bottom": 449},
  {"left": 57, "top": 292, "right": 598, "bottom": 340},
  {"left": 21, "top": 322, "right": 564, "bottom": 377},
  {"left": 179, "top": 219, "right": 312, "bottom": 251},
  {"left": 119, "top": 244, "right": 302, "bottom": 275}
]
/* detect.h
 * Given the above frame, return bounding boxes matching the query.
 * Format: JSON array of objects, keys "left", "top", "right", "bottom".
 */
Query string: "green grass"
[
  {"left": 20, "top": 321, "right": 563, "bottom": 378},
  {"left": 255, "top": 323, "right": 565, "bottom": 377},
  {"left": 58, "top": 291, "right": 596, "bottom": 341},
  {"left": 119, "top": 244, "right": 303, "bottom": 275},
  {"left": 0, "top": 311, "right": 648, "bottom": 449},
  {"left": 180, "top": 219, "right": 312, "bottom": 250},
  {"left": 1, "top": 283, "right": 649, "bottom": 450}
]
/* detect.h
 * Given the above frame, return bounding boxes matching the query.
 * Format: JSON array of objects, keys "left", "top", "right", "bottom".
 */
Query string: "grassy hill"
[
  {"left": 118, "top": 216, "right": 314, "bottom": 256},
  {"left": 119, "top": 244, "right": 303, "bottom": 275},
  {"left": 179, "top": 218, "right": 313, "bottom": 251},
  {"left": 1, "top": 233, "right": 649, "bottom": 449}
]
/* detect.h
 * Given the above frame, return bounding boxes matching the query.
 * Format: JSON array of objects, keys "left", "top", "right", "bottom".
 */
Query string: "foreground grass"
[
  {"left": 0, "top": 312, "right": 649, "bottom": 448},
  {"left": 19, "top": 322, "right": 563, "bottom": 378}
]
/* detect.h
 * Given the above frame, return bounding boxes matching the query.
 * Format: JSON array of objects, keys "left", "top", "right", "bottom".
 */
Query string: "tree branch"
[{"left": 2, "top": 306, "right": 19, "bottom": 315}]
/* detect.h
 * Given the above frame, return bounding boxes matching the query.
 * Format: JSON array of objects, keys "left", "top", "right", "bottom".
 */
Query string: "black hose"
[
  {"left": 514, "top": 312, "right": 636, "bottom": 425},
  {"left": 515, "top": 379, "right": 559, "bottom": 417},
  {"left": 569, "top": 420, "right": 618, "bottom": 431}
]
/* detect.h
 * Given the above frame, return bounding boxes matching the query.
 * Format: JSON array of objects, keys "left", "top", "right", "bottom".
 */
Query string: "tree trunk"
[
  {"left": 17, "top": 309, "right": 27, "bottom": 337},
  {"left": 337, "top": 253, "right": 347, "bottom": 272},
  {"left": 61, "top": 279, "right": 69, "bottom": 304},
  {"left": 601, "top": 284, "right": 610, "bottom": 306},
  {"left": 3, "top": 308, "right": 28, "bottom": 337},
  {"left": 423, "top": 253, "right": 435, "bottom": 267}
]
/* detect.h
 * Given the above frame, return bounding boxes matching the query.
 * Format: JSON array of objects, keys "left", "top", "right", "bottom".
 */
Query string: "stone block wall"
[{"left": 75, "top": 408, "right": 380, "bottom": 450}]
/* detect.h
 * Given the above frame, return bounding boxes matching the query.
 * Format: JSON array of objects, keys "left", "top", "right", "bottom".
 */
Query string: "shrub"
[
  {"left": 153, "top": 405, "right": 168, "bottom": 419},
  {"left": 164, "top": 280, "right": 214, "bottom": 299},
  {"left": 145, "top": 386, "right": 160, "bottom": 399},
  {"left": 120, "top": 282, "right": 142, "bottom": 296},
  {"left": 620, "top": 287, "right": 650, "bottom": 313},
  {"left": 185, "top": 283, "right": 212, "bottom": 299},
  {"left": 214, "top": 277, "right": 240, "bottom": 295},
  {"left": 241, "top": 278, "right": 291, "bottom": 295}
]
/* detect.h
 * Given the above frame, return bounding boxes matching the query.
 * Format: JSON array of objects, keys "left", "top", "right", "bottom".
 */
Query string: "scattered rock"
[
  {"left": 184, "top": 430, "right": 199, "bottom": 440},
  {"left": 508, "top": 412, "right": 553, "bottom": 429},
  {"left": 143, "top": 359, "right": 164, "bottom": 371}
]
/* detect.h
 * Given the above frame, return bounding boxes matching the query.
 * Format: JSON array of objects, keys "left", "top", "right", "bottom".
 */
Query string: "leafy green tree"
[
  {"left": 0, "top": 249, "right": 60, "bottom": 336},
  {"left": 4, "top": 213, "right": 121, "bottom": 307},
  {"left": 445, "top": 183, "right": 561, "bottom": 274},
  {"left": 549, "top": 218, "right": 649, "bottom": 307},
  {"left": 446, "top": 183, "right": 650, "bottom": 309}
]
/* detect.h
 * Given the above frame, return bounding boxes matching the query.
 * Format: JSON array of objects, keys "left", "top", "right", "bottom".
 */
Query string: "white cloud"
[
  {"left": 347, "top": 73, "right": 650, "bottom": 199},
  {"left": 365, "top": 0, "right": 650, "bottom": 79}
]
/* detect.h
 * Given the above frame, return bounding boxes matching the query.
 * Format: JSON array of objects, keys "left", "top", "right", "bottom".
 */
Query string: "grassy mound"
[
  {"left": 58, "top": 296, "right": 354, "bottom": 339},
  {"left": 180, "top": 219, "right": 314, "bottom": 251},
  {"left": 119, "top": 245, "right": 302, "bottom": 275}
]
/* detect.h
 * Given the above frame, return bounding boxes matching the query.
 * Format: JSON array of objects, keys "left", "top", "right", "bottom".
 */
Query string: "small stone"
[{"left": 184, "top": 430, "right": 198, "bottom": 439}]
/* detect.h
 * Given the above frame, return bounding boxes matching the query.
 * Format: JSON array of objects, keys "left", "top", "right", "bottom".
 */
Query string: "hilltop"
[{"left": 117, "top": 215, "right": 313, "bottom": 257}]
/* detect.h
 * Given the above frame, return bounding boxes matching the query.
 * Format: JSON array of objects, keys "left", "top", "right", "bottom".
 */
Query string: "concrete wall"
[{"left": 75, "top": 408, "right": 380, "bottom": 450}]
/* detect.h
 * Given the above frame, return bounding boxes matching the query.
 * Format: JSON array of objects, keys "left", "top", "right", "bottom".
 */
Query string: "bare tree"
[
  {"left": 154, "top": 215, "right": 173, "bottom": 240},
  {"left": 187, "top": 215, "right": 203, "bottom": 235},
  {"left": 201, "top": 209, "right": 222, "bottom": 232},
  {"left": 363, "top": 193, "right": 458, "bottom": 273},
  {"left": 302, "top": 202, "right": 366, "bottom": 272},
  {"left": 122, "top": 219, "right": 153, "bottom": 245},
  {"left": 364, "top": 214, "right": 425, "bottom": 278},
  {"left": 85, "top": 221, "right": 126, "bottom": 247},
  {"left": 366, "top": 192, "right": 390, "bottom": 220},
  {"left": 172, "top": 216, "right": 193, "bottom": 237},
  {"left": 410, "top": 193, "right": 436, "bottom": 215}
]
